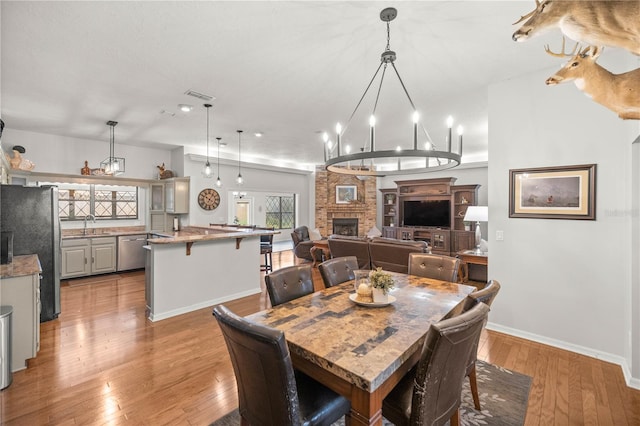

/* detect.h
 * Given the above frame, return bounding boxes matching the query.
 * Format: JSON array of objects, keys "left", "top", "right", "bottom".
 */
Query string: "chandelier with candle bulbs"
[{"left": 324, "top": 7, "right": 463, "bottom": 177}]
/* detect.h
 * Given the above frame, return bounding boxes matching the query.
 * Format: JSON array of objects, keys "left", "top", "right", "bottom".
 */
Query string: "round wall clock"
[{"left": 198, "top": 188, "right": 220, "bottom": 211}]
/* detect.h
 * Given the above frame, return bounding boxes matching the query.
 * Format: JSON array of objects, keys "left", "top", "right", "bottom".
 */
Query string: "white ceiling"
[{"left": 1, "top": 1, "right": 565, "bottom": 171}]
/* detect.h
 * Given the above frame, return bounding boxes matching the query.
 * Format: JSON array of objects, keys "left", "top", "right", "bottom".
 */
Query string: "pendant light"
[
  {"left": 215, "top": 137, "right": 223, "bottom": 187},
  {"left": 202, "top": 104, "right": 213, "bottom": 178},
  {"left": 100, "top": 120, "right": 125, "bottom": 175},
  {"left": 236, "top": 130, "right": 244, "bottom": 185}
]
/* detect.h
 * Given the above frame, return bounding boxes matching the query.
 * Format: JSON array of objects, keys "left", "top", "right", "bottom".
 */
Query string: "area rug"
[{"left": 210, "top": 360, "right": 531, "bottom": 426}]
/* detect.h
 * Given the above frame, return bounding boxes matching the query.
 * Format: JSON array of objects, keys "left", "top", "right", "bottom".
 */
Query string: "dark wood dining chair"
[
  {"left": 408, "top": 253, "right": 460, "bottom": 282},
  {"left": 264, "top": 264, "right": 314, "bottom": 306},
  {"left": 463, "top": 279, "right": 501, "bottom": 410},
  {"left": 213, "top": 305, "right": 351, "bottom": 426},
  {"left": 382, "top": 302, "right": 490, "bottom": 426},
  {"left": 318, "top": 256, "right": 358, "bottom": 288}
]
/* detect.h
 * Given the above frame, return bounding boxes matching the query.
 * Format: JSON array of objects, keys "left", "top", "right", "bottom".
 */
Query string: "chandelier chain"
[{"left": 386, "top": 21, "right": 391, "bottom": 51}]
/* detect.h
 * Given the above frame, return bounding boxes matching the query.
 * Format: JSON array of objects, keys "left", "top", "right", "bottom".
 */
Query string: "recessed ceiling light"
[
  {"left": 219, "top": 142, "right": 227, "bottom": 147},
  {"left": 254, "top": 132, "right": 263, "bottom": 138},
  {"left": 178, "top": 104, "right": 193, "bottom": 112}
]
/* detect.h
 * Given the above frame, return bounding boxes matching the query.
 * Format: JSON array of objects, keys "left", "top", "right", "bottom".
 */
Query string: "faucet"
[{"left": 83, "top": 214, "right": 96, "bottom": 235}]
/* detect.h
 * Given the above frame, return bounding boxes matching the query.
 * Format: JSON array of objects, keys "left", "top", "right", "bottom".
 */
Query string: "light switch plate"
[{"left": 496, "top": 230, "right": 504, "bottom": 241}]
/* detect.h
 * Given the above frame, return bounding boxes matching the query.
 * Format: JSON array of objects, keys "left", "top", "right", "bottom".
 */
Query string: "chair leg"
[
  {"left": 450, "top": 408, "right": 460, "bottom": 426},
  {"left": 267, "top": 251, "right": 272, "bottom": 273},
  {"left": 469, "top": 363, "right": 481, "bottom": 410}
]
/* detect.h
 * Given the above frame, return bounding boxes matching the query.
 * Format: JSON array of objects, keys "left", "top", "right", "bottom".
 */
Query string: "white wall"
[
  {"left": 183, "top": 156, "right": 312, "bottom": 243},
  {"left": 2, "top": 128, "right": 172, "bottom": 179},
  {"left": 488, "top": 53, "right": 640, "bottom": 386}
]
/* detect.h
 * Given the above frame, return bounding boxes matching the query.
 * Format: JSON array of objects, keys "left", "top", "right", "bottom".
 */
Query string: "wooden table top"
[{"left": 246, "top": 271, "right": 474, "bottom": 392}]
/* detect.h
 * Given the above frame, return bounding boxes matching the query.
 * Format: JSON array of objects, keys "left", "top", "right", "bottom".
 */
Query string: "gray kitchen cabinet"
[
  {"left": 150, "top": 182, "right": 165, "bottom": 212},
  {"left": 90, "top": 237, "right": 116, "bottom": 274},
  {"left": 1, "top": 272, "right": 40, "bottom": 371},
  {"left": 61, "top": 239, "right": 91, "bottom": 278},
  {"left": 164, "top": 177, "right": 190, "bottom": 214},
  {"left": 61, "top": 237, "right": 116, "bottom": 278}
]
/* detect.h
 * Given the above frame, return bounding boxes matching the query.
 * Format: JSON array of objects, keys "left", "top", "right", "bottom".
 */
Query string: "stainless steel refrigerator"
[{"left": 1, "top": 185, "right": 61, "bottom": 321}]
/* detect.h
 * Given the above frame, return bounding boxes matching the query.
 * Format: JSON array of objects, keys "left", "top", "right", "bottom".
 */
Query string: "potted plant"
[
  {"left": 464, "top": 221, "right": 471, "bottom": 231},
  {"left": 369, "top": 267, "right": 395, "bottom": 303}
]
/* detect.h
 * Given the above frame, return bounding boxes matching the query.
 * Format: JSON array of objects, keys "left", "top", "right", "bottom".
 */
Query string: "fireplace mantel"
[{"left": 326, "top": 204, "right": 367, "bottom": 213}]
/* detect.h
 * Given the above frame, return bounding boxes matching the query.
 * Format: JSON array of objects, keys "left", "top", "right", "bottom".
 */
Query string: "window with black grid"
[{"left": 265, "top": 195, "right": 295, "bottom": 230}]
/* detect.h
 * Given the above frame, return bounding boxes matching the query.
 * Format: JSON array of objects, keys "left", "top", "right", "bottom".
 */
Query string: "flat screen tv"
[{"left": 402, "top": 200, "right": 450, "bottom": 228}]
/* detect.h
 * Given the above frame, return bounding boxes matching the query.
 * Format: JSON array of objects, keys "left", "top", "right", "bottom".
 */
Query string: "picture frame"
[
  {"left": 336, "top": 185, "right": 357, "bottom": 204},
  {"left": 509, "top": 164, "right": 596, "bottom": 220}
]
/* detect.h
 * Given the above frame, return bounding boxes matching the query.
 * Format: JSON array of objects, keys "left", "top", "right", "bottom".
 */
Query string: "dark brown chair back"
[
  {"left": 265, "top": 264, "right": 314, "bottom": 306},
  {"left": 318, "top": 256, "right": 358, "bottom": 288},
  {"left": 382, "top": 303, "right": 489, "bottom": 426},
  {"left": 291, "top": 226, "right": 310, "bottom": 246},
  {"left": 213, "top": 305, "right": 301, "bottom": 425},
  {"left": 213, "top": 305, "right": 351, "bottom": 426},
  {"left": 412, "top": 303, "right": 489, "bottom": 425},
  {"left": 408, "top": 253, "right": 460, "bottom": 282}
]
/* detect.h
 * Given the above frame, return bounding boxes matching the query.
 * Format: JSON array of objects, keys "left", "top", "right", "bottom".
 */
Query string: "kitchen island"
[{"left": 145, "top": 226, "right": 274, "bottom": 322}]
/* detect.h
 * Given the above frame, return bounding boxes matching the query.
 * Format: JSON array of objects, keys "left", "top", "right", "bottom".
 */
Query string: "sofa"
[
  {"left": 291, "top": 226, "right": 323, "bottom": 262},
  {"left": 326, "top": 235, "right": 371, "bottom": 269},
  {"left": 327, "top": 235, "right": 429, "bottom": 274}
]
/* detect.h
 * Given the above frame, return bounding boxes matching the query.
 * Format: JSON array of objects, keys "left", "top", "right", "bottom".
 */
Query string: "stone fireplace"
[
  {"left": 333, "top": 218, "right": 358, "bottom": 236},
  {"left": 314, "top": 167, "right": 378, "bottom": 237}
]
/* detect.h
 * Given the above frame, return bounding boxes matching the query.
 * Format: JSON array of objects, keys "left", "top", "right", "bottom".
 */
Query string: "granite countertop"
[
  {"left": 148, "top": 226, "right": 277, "bottom": 245},
  {"left": 0, "top": 254, "right": 42, "bottom": 279},
  {"left": 247, "top": 272, "right": 474, "bottom": 392},
  {"left": 62, "top": 226, "right": 147, "bottom": 240}
]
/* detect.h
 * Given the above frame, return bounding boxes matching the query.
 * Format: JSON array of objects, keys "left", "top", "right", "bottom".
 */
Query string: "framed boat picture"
[{"left": 509, "top": 164, "right": 596, "bottom": 220}]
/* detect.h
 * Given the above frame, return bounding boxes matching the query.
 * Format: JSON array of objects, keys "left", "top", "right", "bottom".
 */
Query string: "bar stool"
[{"left": 258, "top": 227, "right": 274, "bottom": 273}]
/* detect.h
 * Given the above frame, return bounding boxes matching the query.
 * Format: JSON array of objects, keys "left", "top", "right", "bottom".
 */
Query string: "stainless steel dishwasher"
[{"left": 117, "top": 234, "right": 147, "bottom": 271}]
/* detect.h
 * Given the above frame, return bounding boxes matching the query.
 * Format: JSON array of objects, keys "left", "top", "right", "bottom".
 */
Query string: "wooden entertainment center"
[{"left": 380, "top": 178, "right": 480, "bottom": 257}]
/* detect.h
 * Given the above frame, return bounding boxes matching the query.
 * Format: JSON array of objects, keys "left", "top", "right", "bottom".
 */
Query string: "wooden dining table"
[{"left": 246, "top": 271, "right": 475, "bottom": 426}]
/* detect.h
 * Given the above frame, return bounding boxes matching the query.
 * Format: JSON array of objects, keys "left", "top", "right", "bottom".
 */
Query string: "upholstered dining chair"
[
  {"left": 408, "top": 253, "right": 460, "bottom": 282},
  {"left": 382, "top": 302, "right": 490, "bottom": 426},
  {"left": 318, "top": 256, "right": 359, "bottom": 288},
  {"left": 462, "top": 280, "right": 501, "bottom": 411},
  {"left": 213, "top": 305, "right": 351, "bottom": 426},
  {"left": 264, "top": 264, "right": 314, "bottom": 307}
]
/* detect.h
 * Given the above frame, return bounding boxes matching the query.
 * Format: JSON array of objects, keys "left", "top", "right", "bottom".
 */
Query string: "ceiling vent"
[{"left": 184, "top": 89, "right": 214, "bottom": 101}]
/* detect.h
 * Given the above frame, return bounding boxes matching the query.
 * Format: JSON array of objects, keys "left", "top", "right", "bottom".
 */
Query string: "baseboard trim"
[
  {"left": 149, "top": 288, "right": 262, "bottom": 322},
  {"left": 487, "top": 322, "right": 640, "bottom": 391}
]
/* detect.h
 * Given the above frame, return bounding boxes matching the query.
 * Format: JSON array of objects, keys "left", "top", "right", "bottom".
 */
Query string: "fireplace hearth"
[{"left": 333, "top": 218, "right": 358, "bottom": 236}]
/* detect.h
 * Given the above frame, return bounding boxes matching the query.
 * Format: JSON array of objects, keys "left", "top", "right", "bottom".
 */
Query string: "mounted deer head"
[
  {"left": 513, "top": 1, "right": 640, "bottom": 55},
  {"left": 545, "top": 40, "right": 640, "bottom": 120}
]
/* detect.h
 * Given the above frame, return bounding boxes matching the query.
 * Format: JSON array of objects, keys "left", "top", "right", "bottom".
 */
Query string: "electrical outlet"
[{"left": 496, "top": 230, "right": 504, "bottom": 241}]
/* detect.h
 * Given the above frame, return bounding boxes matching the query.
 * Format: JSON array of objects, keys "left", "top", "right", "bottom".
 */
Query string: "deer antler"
[
  {"left": 512, "top": 0, "right": 541, "bottom": 25},
  {"left": 544, "top": 37, "right": 579, "bottom": 57}
]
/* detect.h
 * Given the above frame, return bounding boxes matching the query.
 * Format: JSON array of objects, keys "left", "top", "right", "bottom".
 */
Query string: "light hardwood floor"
[{"left": 1, "top": 249, "right": 638, "bottom": 425}]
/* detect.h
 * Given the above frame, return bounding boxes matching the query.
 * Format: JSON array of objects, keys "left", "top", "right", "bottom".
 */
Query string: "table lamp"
[{"left": 463, "top": 206, "right": 488, "bottom": 254}]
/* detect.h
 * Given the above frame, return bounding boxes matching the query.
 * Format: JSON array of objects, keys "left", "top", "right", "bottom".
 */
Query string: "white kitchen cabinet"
[
  {"left": 60, "top": 237, "right": 116, "bottom": 278},
  {"left": 1, "top": 266, "right": 40, "bottom": 372},
  {"left": 164, "top": 177, "right": 190, "bottom": 214}
]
